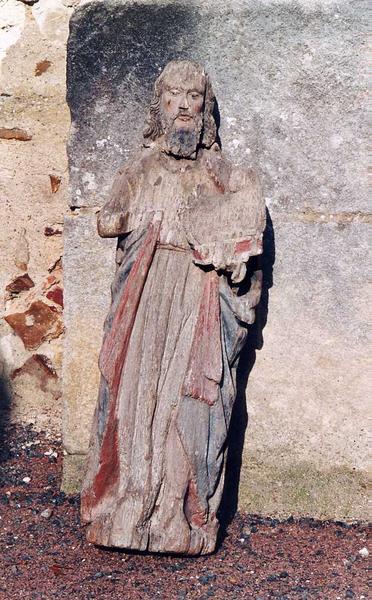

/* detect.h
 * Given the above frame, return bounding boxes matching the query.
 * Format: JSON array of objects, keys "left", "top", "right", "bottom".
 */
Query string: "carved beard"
[{"left": 160, "top": 110, "right": 203, "bottom": 158}]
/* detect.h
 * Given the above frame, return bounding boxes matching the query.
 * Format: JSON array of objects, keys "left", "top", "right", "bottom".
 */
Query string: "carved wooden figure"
[{"left": 80, "top": 60, "right": 265, "bottom": 555}]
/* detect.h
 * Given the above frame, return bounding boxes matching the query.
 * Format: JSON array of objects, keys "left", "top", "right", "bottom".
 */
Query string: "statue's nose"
[{"left": 179, "top": 93, "right": 190, "bottom": 110}]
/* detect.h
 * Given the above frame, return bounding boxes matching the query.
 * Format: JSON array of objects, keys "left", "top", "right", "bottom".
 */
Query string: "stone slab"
[
  {"left": 62, "top": 453, "right": 86, "bottom": 494},
  {"left": 63, "top": 0, "right": 370, "bottom": 519},
  {"left": 62, "top": 213, "right": 116, "bottom": 454},
  {"left": 67, "top": 0, "right": 368, "bottom": 214},
  {"left": 237, "top": 217, "right": 369, "bottom": 519}
]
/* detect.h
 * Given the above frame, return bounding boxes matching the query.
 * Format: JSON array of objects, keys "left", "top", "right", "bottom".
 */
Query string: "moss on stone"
[
  {"left": 61, "top": 454, "right": 86, "bottom": 495},
  {"left": 238, "top": 454, "right": 368, "bottom": 521}
]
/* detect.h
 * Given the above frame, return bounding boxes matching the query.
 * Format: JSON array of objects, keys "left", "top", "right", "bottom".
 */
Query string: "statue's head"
[{"left": 143, "top": 60, "right": 217, "bottom": 158}]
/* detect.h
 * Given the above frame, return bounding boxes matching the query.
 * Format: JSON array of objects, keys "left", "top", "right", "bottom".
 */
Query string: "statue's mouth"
[{"left": 175, "top": 115, "right": 193, "bottom": 123}]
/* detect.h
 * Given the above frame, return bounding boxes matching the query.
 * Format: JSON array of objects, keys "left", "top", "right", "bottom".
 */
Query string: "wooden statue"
[{"left": 80, "top": 60, "right": 265, "bottom": 555}]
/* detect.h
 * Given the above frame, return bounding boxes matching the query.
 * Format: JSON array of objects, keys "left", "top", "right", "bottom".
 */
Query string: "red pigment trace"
[
  {"left": 85, "top": 222, "right": 161, "bottom": 507},
  {"left": 182, "top": 271, "right": 222, "bottom": 406}
]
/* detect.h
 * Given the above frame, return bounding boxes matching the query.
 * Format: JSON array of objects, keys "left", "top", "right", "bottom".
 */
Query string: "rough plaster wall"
[
  {"left": 63, "top": 0, "right": 369, "bottom": 520},
  {"left": 0, "top": 0, "right": 73, "bottom": 431}
]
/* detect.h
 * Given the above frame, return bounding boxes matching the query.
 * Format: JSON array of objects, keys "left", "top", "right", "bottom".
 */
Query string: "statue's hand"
[
  {"left": 178, "top": 190, "right": 263, "bottom": 280},
  {"left": 190, "top": 238, "right": 259, "bottom": 284},
  {"left": 220, "top": 270, "right": 263, "bottom": 324},
  {"left": 230, "top": 262, "right": 247, "bottom": 284}
]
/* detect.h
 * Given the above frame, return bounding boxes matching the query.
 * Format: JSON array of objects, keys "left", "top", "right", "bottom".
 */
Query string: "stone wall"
[
  {"left": 1, "top": 0, "right": 369, "bottom": 520},
  {"left": 0, "top": 0, "right": 76, "bottom": 432}
]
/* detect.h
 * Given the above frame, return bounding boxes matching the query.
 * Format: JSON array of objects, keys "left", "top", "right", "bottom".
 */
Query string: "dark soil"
[{"left": 0, "top": 423, "right": 368, "bottom": 599}]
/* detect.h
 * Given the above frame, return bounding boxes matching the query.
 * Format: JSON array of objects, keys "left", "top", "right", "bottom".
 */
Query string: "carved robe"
[{"left": 80, "top": 143, "right": 265, "bottom": 555}]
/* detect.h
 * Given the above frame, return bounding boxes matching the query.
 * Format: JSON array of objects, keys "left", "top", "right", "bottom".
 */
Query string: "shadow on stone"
[
  {"left": 67, "top": 3, "right": 201, "bottom": 114},
  {"left": 67, "top": 2, "right": 204, "bottom": 208},
  {"left": 217, "top": 208, "right": 275, "bottom": 543}
]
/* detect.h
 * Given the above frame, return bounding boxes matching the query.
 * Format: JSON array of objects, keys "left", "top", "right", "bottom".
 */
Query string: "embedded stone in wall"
[
  {"left": 46, "top": 286, "right": 63, "bottom": 307},
  {"left": 44, "top": 225, "right": 62, "bottom": 236},
  {"left": 0, "top": 127, "right": 32, "bottom": 141},
  {"left": 5, "top": 273, "right": 34, "bottom": 297},
  {"left": 10, "top": 353, "right": 62, "bottom": 431},
  {"left": 49, "top": 174, "right": 62, "bottom": 193},
  {"left": 11, "top": 353, "right": 59, "bottom": 398},
  {"left": 4, "top": 299, "right": 63, "bottom": 350},
  {"left": 42, "top": 266, "right": 62, "bottom": 291},
  {"left": 35, "top": 59, "right": 52, "bottom": 76},
  {"left": 13, "top": 229, "right": 30, "bottom": 272}
]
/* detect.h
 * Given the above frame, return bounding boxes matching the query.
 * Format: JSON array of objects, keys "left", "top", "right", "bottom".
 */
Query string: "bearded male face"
[{"left": 159, "top": 65, "right": 206, "bottom": 158}]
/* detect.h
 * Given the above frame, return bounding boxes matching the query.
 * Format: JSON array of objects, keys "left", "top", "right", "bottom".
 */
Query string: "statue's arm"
[
  {"left": 181, "top": 165, "right": 266, "bottom": 283},
  {"left": 97, "top": 167, "right": 136, "bottom": 238},
  {"left": 224, "top": 166, "right": 265, "bottom": 282}
]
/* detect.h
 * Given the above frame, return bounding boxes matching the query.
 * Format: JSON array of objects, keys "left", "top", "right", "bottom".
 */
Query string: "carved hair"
[{"left": 143, "top": 60, "right": 218, "bottom": 148}]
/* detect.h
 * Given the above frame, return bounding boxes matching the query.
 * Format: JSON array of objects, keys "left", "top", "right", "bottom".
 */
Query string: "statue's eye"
[
  {"left": 169, "top": 89, "right": 180, "bottom": 96},
  {"left": 190, "top": 92, "right": 202, "bottom": 101}
]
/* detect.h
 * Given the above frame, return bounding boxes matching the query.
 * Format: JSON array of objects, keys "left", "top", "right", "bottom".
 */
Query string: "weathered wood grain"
[{"left": 80, "top": 60, "right": 265, "bottom": 555}]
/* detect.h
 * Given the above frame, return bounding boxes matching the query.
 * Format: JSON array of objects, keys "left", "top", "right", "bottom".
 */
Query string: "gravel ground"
[{"left": 0, "top": 423, "right": 369, "bottom": 600}]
